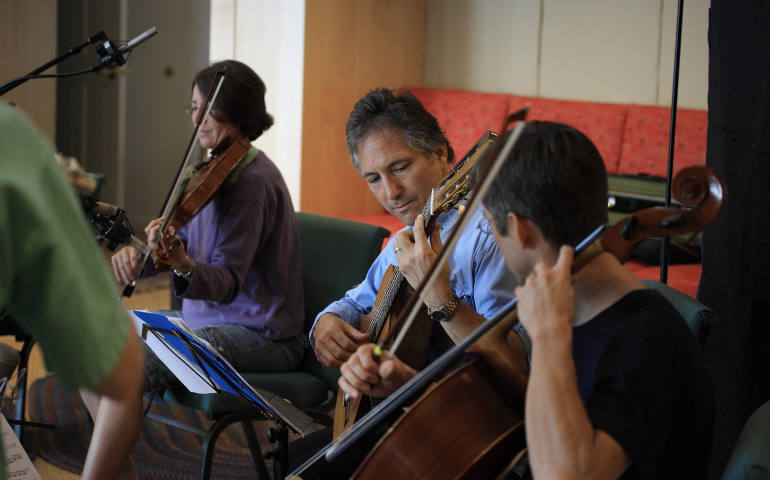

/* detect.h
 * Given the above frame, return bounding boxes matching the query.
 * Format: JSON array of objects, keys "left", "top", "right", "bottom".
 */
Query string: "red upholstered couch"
[{"left": 345, "top": 87, "right": 708, "bottom": 298}]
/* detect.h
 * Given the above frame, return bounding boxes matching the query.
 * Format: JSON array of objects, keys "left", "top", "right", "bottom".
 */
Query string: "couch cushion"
[
  {"left": 617, "top": 105, "right": 708, "bottom": 177},
  {"left": 508, "top": 95, "right": 628, "bottom": 173},
  {"left": 406, "top": 87, "right": 510, "bottom": 160}
]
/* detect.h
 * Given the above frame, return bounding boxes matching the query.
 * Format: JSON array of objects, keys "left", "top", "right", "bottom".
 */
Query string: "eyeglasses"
[{"left": 184, "top": 104, "right": 220, "bottom": 117}]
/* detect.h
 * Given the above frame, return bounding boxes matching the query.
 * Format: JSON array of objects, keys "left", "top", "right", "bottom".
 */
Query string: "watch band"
[
  {"left": 173, "top": 260, "right": 195, "bottom": 279},
  {"left": 427, "top": 291, "right": 459, "bottom": 322}
]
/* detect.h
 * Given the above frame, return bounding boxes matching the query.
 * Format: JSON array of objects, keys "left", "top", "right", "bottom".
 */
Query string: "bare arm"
[
  {"left": 518, "top": 247, "right": 629, "bottom": 479},
  {"left": 81, "top": 321, "right": 146, "bottom": 480}
]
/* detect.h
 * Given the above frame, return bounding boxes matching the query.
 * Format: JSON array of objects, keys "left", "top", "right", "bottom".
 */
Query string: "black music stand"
[
  {"left": 133, "top": 311, "right": 312, "bottom": 476},
  {"left": 133, "top": 310, "right": 313, "bottom": 434},
  {"left": 0, "top": 309, "right": 56, "bottom": 446}
]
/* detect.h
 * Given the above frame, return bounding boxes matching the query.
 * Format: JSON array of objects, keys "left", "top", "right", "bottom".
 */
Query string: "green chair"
[
  {"left": 721, "top": 400, "right": 770, "bottom": 480},
  {"left": 148, "top": 212, "right": 390, "bottom": 479},
  {"left": 641, "top": 279, "right": 716, "bottom": 348}
]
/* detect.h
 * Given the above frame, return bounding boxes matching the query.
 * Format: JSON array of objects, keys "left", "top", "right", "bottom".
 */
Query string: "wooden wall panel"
[
  {"left": 0, "top": 0, "right": 57, "bottom": 141},
  {"left": 301, "top": 0, "right": 427, "bottom": 217}
]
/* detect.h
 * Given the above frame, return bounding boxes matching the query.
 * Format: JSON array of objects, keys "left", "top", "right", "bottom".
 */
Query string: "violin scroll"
[{"left": 601, "top": 165, "right": 726, "bottom": 263}]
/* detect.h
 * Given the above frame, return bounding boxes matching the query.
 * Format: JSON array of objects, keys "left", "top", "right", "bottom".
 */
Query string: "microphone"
[
  {"left": 79, "top": 194, "right": 121, "bottom": 218},
  {"left": 95, "top": 26, "right": 158, "bottom": 69},
  {"left": 91, "top": 200, "right": 122, "bottom": 217}
]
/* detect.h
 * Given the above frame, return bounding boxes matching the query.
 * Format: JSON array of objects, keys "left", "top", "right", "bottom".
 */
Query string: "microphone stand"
[{"left": 0, "top": 31, "right": 107, "bottom": 96}]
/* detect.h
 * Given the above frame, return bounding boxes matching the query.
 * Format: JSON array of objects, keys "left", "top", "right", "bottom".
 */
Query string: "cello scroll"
[{"left": 601, "top": 165, "right": 725, "bottom": 262}]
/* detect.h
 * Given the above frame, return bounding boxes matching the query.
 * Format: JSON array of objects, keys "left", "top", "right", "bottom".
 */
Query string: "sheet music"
[
  {"left": 129, "top": 310, "right": 314, "bottom": 434},
  {"left": 1, "top": 415, "right": 40, "bottom": 479},
  {"left": 130, "top": 311, "right": 216, "bottom": 394}
]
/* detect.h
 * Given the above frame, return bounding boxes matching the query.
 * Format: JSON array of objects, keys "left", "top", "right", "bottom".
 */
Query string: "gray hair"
[{"left": 345, "top": 88, "right": 454, "bottom": 171}]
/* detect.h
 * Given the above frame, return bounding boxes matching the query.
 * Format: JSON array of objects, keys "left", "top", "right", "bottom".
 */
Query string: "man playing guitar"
[{"left": 292, "top": 88, "right": 526, "bottom": 477}]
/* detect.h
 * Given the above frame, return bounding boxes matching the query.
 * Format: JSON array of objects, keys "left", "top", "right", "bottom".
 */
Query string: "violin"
[
  {"left": 122, "top": 69, "right": 249, "bottom": 297},
  {"left": 289, "top": 118, "right": 726, "bottom": 479},
  {"left": 149, "top": 136, "right": 250, "bottom": 267},
  {"left": 333, "top": 130, "right": 498, "bottom": 438}
]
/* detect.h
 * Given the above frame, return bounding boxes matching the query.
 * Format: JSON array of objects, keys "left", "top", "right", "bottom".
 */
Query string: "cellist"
[
  {"left": 291, "top": 88, "right": 527, "bottom": 477},
  {"left": 481, "top": 121, "right": 713, "bottom": 478},
  {"left": 80, "top": 60, "right": 307, "bottom": 479}
]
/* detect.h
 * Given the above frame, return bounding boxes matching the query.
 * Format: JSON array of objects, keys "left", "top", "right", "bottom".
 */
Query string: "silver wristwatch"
[
  {"left": 426, "top": 291, "right": 459, "bottom": 322},
  {"left": 173, "top": 261, "right": 195, "bottom": 279}
]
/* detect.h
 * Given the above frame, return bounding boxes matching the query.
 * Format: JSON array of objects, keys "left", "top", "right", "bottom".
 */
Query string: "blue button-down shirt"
[{"left": 310, "top": 204, "right": 519, "bottom": 341}]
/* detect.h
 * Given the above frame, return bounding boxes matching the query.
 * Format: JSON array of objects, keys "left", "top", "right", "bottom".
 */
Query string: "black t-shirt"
[{"left": 572, "top": 289, "right": 713, "bottom": 479}]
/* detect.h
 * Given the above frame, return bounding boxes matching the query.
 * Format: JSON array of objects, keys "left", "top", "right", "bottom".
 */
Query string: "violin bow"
[
  {"left": 121, "top": 69, "right": 225, "bottom": 298},
  {"left": 321, "top": 223, "right": 608, "bottom": 463},
  {"left": 157, "top": 69, "right": 226, "bottom": 236}
]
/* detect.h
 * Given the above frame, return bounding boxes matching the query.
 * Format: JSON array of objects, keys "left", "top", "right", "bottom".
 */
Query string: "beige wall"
[
  {"left": 425, "top": 0, "right": 709, "bottom": 109},
  {"left": 0, "top": 0, "right": 57, "bottom": 140},
  {"left": 211, "top": 0, "right": 306, "bottom": 208}
]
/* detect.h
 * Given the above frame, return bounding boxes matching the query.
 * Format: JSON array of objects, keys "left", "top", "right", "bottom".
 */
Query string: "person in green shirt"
[{"left": 0, "top": 102, "right": 145, "bottom": 479}]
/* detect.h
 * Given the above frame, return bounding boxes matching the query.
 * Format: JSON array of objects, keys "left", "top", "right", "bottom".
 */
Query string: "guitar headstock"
[{"left": 429, "top": 131, "right": 497, "bottom": 217}]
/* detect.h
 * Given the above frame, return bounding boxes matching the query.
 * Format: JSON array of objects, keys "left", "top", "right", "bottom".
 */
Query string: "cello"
[{"left": 289, "top": 116, "right": 726, "bottom": 479}]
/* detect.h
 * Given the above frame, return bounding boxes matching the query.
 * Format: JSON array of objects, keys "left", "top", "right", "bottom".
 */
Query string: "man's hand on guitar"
[
  {"left": 313, "top": 314, "right": 371, "bottom": 368},
  {"left": 338, "top": 343, "right": 416, "bottom": 399},
  {"left": 393, "top": 214, "right": 454, "bottom": 308}
]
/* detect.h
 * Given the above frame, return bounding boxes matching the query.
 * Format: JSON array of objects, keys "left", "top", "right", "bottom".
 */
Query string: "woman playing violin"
[{"left": 80, "top": 60, "right": 305, "bottom": 479}]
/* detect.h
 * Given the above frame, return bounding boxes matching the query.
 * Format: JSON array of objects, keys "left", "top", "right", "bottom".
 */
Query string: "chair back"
[
  {"left": 296, "top": 212, "right": 390, "bottom": 387},
  {"left": 641, "top": 279, "right": 716, "bottom": 348},
  {"left": 721, "top": 400, "right": 770, "bottom": 480}
]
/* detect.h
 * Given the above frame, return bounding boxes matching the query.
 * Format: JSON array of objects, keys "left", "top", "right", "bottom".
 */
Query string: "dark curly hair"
[
  {"left": 345, "top": 88, "right": 454, "bottom": 171},
  {"left": 193, "top": 60, "right": 274, "bottom": 141},
  {"left": 482, "top": 121, "right": 608, "bottom": 247}
]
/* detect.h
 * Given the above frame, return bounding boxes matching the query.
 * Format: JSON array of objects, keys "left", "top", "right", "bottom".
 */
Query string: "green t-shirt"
[{"left": 0, "top": 103, "right": 130, "bottom": 476}]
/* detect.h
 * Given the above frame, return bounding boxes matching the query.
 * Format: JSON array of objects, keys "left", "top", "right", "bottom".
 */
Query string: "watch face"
[{"left": 429, "top": 310, "right": 448, "bottom": 322}]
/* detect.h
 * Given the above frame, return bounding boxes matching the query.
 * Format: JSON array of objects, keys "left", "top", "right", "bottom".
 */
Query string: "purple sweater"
[{"left": 167, "top": 148, "right": 304, "bottom": 339}]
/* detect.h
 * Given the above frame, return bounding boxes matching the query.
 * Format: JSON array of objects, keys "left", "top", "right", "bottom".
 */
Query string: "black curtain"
[{"left": 700, "top": 1, "right": 770, "bottom": 478}]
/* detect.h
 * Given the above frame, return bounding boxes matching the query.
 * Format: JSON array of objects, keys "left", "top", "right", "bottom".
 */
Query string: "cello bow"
[{"left": 288, "top": 126, "right": 725, "bottom": 480}]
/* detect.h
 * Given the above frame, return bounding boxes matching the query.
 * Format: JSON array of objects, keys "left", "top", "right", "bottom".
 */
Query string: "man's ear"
[
  {"left": 510, "top": 212, "right": 535, "bottom": 250},
  {"left": 437, "top": 142, "right": 449, "bottom": 166}
]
